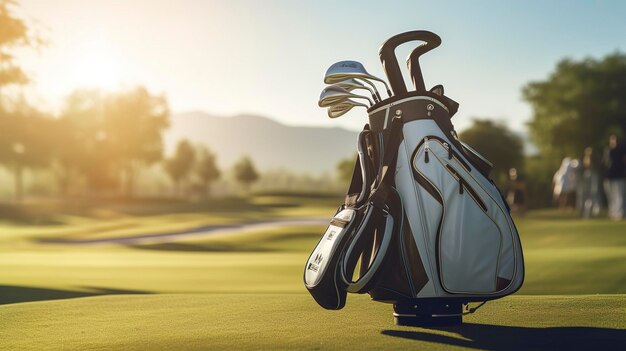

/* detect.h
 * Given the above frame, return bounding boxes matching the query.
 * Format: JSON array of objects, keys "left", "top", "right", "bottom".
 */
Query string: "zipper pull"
[
  {"left": 444, "top": 142, "right": 453, "bottom": 160},
  {"left": 424, "top": 137, "right": 430, "bottom": 163},
  {"left": 459, "top": 178, "right": 464, "bottom": 194}
]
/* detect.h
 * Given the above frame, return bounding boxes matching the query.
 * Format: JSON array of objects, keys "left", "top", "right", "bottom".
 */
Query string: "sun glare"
[
  {"left": 75, "top": 54, "right": 118, "bottom": 89},
  {"left": 72, "top": 39, "right": 122, "bottom": 90}
]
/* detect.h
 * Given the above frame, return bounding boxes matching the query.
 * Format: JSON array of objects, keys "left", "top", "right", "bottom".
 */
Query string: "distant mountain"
[{"left": 164, "top": 112, "right": 359, "bottom": 174}]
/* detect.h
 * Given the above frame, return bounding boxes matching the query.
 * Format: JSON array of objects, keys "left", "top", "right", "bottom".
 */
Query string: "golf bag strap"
[
  {"left": 344, "top": 155, "right": 363, "bottom": 207},
  {"left": 342, "top": 187, "right": 403, "bottom": 294},
  {"left": 370, "top": 117, "right": 404, "bottom": 207},
  {"left": 345, "top": 125, "right": 375, "bottom": 207}
]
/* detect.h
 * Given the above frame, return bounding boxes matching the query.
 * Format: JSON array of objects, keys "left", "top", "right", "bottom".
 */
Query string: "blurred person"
[
  {"left": 577, "top": 146, "right": 601, "bottom": 218},
  {"left": 506, "top": 168, "right": 527, "bottom": 216},
  {"left": 553, "top": 157, "right": 579, "bottom": 210},
  {"left": 602, "top": 134, "right": 626, "bottom": 220}
]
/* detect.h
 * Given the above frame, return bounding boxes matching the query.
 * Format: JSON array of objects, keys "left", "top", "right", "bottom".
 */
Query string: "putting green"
[{"left": 0, "top": 294, "right": 624, "bottom": 350}]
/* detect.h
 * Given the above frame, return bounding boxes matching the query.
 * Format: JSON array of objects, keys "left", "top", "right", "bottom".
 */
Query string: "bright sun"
[{"left": 72, "top": 40, "right": 122, "bottom": 89}]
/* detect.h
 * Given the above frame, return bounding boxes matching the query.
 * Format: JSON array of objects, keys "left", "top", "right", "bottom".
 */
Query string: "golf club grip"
[{"left": 379, "top": 31, "right": 442, "bottom": 95}]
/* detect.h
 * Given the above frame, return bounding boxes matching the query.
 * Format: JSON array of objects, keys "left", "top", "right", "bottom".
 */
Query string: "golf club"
[
  {"left": 335, "top": 78, "right": 380, "bottom": 103},
  {"left": 327, "top": 99, "right": 368, "bottom": 118},
  {"left": 324, "top": 60, "right": 391, "bottom": 100},
  {"left": 319, "top": 85, "right": 373, "bottom": 107}
]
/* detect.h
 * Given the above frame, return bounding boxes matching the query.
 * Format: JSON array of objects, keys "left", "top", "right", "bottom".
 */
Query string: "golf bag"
[{"left": 304, "top": 30, "right": 524, "bottom": 325}]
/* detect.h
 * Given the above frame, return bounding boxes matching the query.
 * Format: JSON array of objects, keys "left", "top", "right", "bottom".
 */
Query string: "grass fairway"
[
  {"left": 1, "top": 197, "right": 625, "bottom": 350},
  {"left": 1, "top": 294, "right": 624, "bottom": 350}
]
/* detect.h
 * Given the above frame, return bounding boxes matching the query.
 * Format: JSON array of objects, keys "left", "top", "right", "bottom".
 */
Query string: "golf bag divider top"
[{"left": 304, "top": 30, "right": 524, "bottom": 327}]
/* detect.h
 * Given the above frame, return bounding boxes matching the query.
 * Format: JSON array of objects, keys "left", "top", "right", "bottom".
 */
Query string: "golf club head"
[
  {"left": 335, "top": 79, "right": 379, "bottom": 102},
  {"left": 318, "top": 85, "right": 373, "bottom": 107},
  {"left": 336, "top": 78, "right": 366, "bottom": 91},
  {"left": 327, "top": 99, "right": 368, "bottom": 119},
  {"left": 324, "top": 60, "right": 389, "bottom": 99}
]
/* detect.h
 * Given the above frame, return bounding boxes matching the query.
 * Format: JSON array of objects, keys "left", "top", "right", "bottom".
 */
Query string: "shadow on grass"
[
  {"left": 127, "top": 242, "right": 272, "bottom": 252},
  {"left": 382, "top": 323, "right": 626, "bottom": 350},
  {"left": 0, "top": 285, "right": 152, "bottom": 305}
]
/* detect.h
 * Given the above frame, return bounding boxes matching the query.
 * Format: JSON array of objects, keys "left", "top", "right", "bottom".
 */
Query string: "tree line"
[
  {"left": 4, "top": 0, "right": 626, "bottom": 206},
  {"left": 0, "top": 1, "right": 263, "bottom": 201},
  {"left": 0, "top": 87, "right": 261, "bottom": 201}
]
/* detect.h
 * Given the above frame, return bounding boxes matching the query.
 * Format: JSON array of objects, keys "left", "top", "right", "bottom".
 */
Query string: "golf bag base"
[{"left": 393, "top": 299, "right": 467, "bottom": 327}]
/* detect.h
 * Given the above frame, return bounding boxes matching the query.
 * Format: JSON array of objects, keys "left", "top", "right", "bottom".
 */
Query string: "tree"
[
  {"left": 523, "top": 53, "right": 626, "bottom": 161},
  {"left": 0, "top": 0, "right": 39, "bottom": 89},
  {"left": 55, "top": 87, "right": 169, "bottom": 196},
  {"left": 0, "top": 0, "right": 45, "bottom": 201},
  {"left": 233, "top": 156, "right": 259, "bottom": 192},
  {"left": 54, "top": 89, "right": 110, "bottom": 195},
  {"left": 0, "top": 100, "right": 55, "bottom": 201},
  {"left": 459, "top": 119, "right": 524, "bottom": 185},
  {"left": 164, "top": 139, "right": 195, "bottom": 197},
  {"left": 105, "top": 87, "right": 169, "bottom": 197},
  {"left": 194, "top": 145, "right": 220, "bottom": 198}
]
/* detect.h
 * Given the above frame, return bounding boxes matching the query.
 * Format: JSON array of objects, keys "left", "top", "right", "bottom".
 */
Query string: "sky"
[{"left": 12, "top": 0, "right": 626, "bottom": 133}]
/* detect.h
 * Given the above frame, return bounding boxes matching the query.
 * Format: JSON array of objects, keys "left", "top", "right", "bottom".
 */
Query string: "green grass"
[
  {"left": 0, "top": 198, "right": 625, "bottom": 350},
  {"left": 1, "top": 294, "right": 624, "bottom": 350}
]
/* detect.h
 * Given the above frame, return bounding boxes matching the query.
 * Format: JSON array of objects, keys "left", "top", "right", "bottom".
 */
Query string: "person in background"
[
  {"left": 577, "top": 146, "right": 601, "bottom": 218},
  {"left": 553, "top": 157, "right": 579, "bottom": 210},
  {"left": 602, "top": 134, "right": 626, "bottom": 220},
  {"left": 506, "top": 168, "right": 527, "bottom": 216}
]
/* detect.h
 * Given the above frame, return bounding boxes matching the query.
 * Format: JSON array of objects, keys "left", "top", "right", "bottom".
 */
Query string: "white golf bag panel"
[
  {"left": 304, "top": 208, "right": 356, "bottom": 288},
  {"left": 371, "top": 94, "right": 524, "bottom": 300}
]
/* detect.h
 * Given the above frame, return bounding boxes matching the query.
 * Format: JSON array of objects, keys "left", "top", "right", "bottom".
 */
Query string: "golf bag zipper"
[
  {"left": 416, "top": 136, "right": 471, "bottom": 172},
  {"left": 445, "top": 165, "right": 487, "bottom": 211},
  {"left": 420, "top": 135, "right": 487, "bottom": 212},
  {"left": 443, "top": 142, "right": 453, "bottom": 160},
  {"left": 417, "top": 136, "right": 508, "bottom": 216}
]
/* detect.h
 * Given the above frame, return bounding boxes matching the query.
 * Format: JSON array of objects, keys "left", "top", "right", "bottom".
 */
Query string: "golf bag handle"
[{"left": 379, "top": 30, "right": 441, "bottom": 95}]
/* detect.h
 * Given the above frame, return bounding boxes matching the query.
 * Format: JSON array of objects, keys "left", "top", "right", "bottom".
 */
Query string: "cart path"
[{"left": 37, "top": 218, "right": 329, "bottom": 245}]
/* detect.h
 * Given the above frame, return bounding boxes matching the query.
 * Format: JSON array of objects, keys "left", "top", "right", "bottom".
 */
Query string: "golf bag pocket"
[
  {"left": 304, "top": 208, "right": 358, "bottom": 310},
  {"left": 412, "top": 136, "right": 519, "bottom": 295}
]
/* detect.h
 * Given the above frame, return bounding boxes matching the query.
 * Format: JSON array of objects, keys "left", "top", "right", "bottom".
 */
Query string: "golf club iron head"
[
  {"left": 324, "top": 60, "right": 390, "bottom": 99},
  {"left": 335, "top": 79, "right": 379, "bottom": 103},
  {"left": 318, "top": 85, "right": 373, "bottom": 107},
  {"left": 327, "top": 99, "right": 368, "bottom": 118}
]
